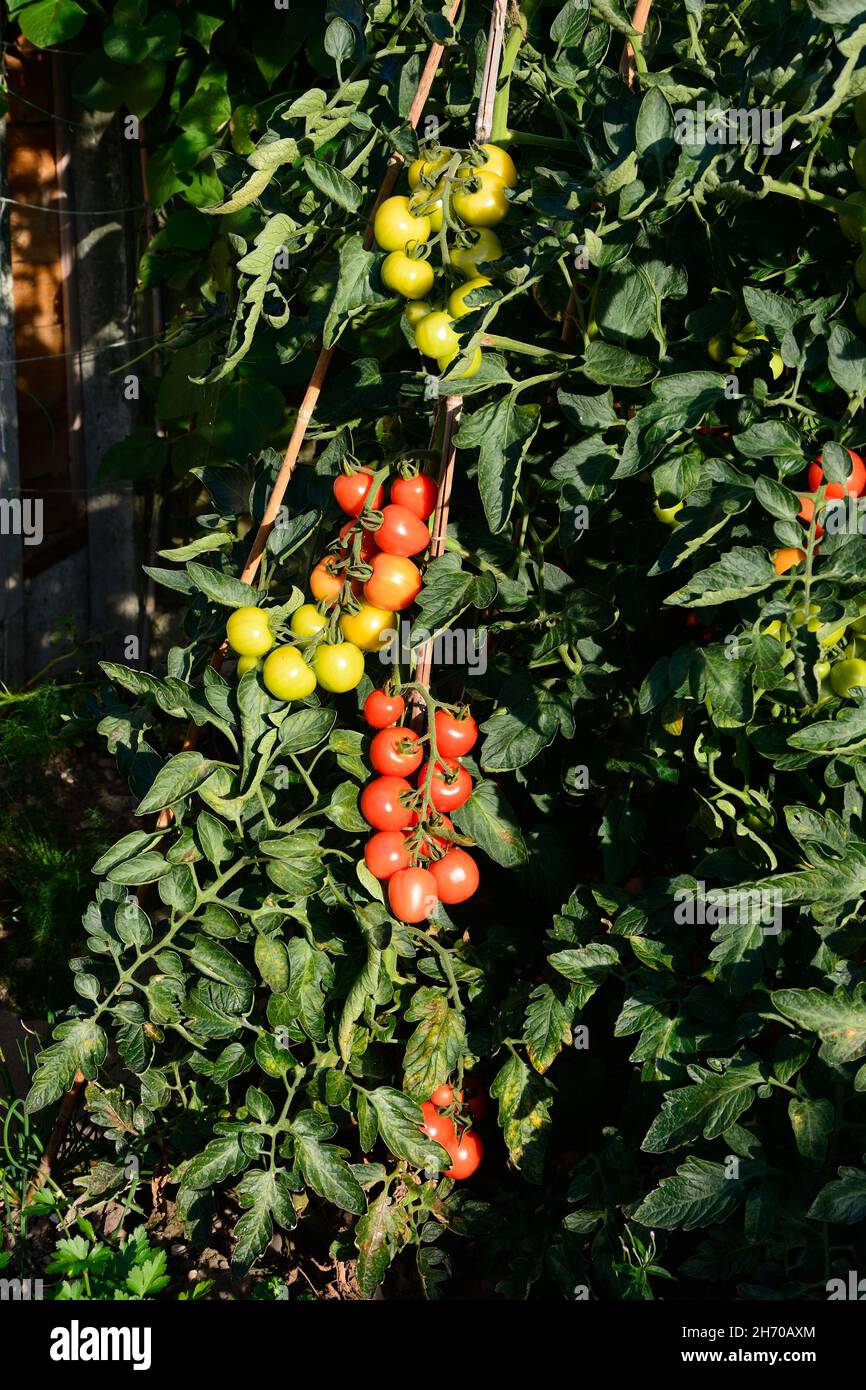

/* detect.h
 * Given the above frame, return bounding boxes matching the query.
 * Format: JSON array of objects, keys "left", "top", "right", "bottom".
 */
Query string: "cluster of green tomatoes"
[{"left": 373, "top": 141, "right": 518, "bottom": 378}]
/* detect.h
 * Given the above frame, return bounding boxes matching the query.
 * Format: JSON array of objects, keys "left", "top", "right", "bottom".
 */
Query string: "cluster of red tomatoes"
[
  {"left": 360, "top": 690, "right": 480, "bottom": 923},
  {"left": 224, "top": 466, "right": 438, "bottom": 699},
  {"left": 774, "top": 446, "right": 865, "bottom": 575},
  {"left": 373, "top": 141, "right": 518, "bottom": 379},
  {"left": 420, "top": 1077, "right": 486, "bottom": 1180}
]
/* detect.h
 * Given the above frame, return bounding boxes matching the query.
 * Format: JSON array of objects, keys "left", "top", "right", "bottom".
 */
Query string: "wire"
[
  {"left": 0, "top": 334, "right": 159, "bottom": 367},
  {"left": 0, "top": 197, "right": 147, "bottom": 216}
]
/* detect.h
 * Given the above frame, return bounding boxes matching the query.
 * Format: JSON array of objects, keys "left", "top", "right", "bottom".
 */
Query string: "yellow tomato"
[
  {"left": 452, "top": 170, "right": 509, "bottom": 227},
  {"left": 404, "top": 299, "right": 434, "bottom": 328},
  {"left": 226, "top": 606, "right": 273, "bottom": 658},
  {"left": 438, "top": 345, "right": 482, "bottom": 376},
  {"left": 290, "top": 604, "right": 327, "bottom": 639},
  {"left": 407, "top": 149, "right": 452, "bottom": 190},
  {"left": 339, "top": 603, "right": 395, "bottom": 652},
  {"left": 236, "top": 655, "right": 262, "bottom": 675},
  {"left": 313, "top": 641, "right": 366, "bottom": 693},
  {"left": 262, "top": 646, "right": 317, "bottom": 701},
  {"left": 373, "top": 196, "right": 431, "bottom": 253},
  {"left": 467, "top": 144, "right": 517, "bottom": 189},
  {"left": 450, "top": 228, "right": 503, "bottom": 279},
  {"left": 447, "top": 276, "right": 491, "bottom": 319}
]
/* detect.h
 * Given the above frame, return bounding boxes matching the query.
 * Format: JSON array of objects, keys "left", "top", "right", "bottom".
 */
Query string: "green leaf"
[
  {"left": 354, "top": 1190, "right": 408, "bottom": 1298},
  {"left": 452, "top": 779, "right": 527, "bottom": 867},
  {"left": 525, "top": 985, "right": 571, "bottom": 1073},
  {"left": 182, "top": 1135, "right": 248, "bottom": 1190},
  {"left": 135, "top": 751, "right": 221, "bottom": 815},
  {"left": 665, "top": 547, "right": 777, "bottom": 608},
  {"left": 323, "top": 235, "right": 390, "bottom": 348},
  {"left": 303, "top": 157, "right": 362, "bottom": 212},
  {"left": 480, "top": 676, "right": 573, "bottom": 772},
  {"left": 772, "top": 987, "right": 866, "bottom": 1065},
  {"left": 808, "top": 1167, "right": 866, "bottom": 1223},
  {"left": 827, "top": 322, "right": 866, "bottom": 399},
  {"left": 489, "top": 1053, "right": 554, "bottom": 1184},
  {"left": 402, "top": 988, "right": 465, "bottom": 1100},
  {"left": 279, "top": 707, "right": 337, "bottom": 754},
  {"left": 285, "top": 938, "right": 333, "bottom": 1042},
  {"left": 633, "top": 1157, "right": 743, "bottom": 1231},
  {"left": 581, "top": 341, "right": 655, "bottom": 387},
  {"left": 195, "top": 215, "right": 295, "bottom": 380},
  {"left": 295, "top": 1135, "right": 366, "bottom": 1215},
  {"left": 367, "top": 1087, "right": 450, "bottom": 1171},
  {"left": 18, "top": 0, "right": 86, "bottom": 48},
  {"left": 25, "top": 1020, "right": 107, "bottom": 1113},
  {"left": 788, "top": 1097, "right": 834, "bottom": 1163},
  {"left": 186, "top": 562, "right": 258, "bottom": 608},
  {"left": 190, "top": 938, "right": 254, "bottom": 992},
  {"left": 456, "top": 393, "right": 540, "bottom": 534},
  {"left": 642, "top": 1056, "right": 766, "bottom": 1153}
]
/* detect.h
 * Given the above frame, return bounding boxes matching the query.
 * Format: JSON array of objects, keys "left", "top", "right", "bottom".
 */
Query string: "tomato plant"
[{"left": 18, "top": 0, "right": 866, "bottom": 1308}]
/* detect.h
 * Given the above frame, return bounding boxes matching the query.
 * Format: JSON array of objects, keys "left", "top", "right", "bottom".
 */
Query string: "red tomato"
[
  {"left": 370, "top": 726, "right": 423, "bottom": 776},
  {"left": 364, "top": 553, "right": 423, "bottom": 611},
  {"left": 360, "top": 776, "right": 416, "bottom": 831},
  {"left": 391, "top": 474, "right": 438, "bottom": 520},
  {"left": 364, "top": 689, "right": 405, "bottom": 728},
  {"left": 444, "top": 1128, "right": 484, "bottom": 1180},
  {"left": 388, "top": 866, "right": 438, "bottom": 922},
  {"left": 430, "top": 1084, "right": 454, "bottom": 1108},
  {"left": 338, "top": 520, "right": 379, "bottom": 561},
  {"left": 420, "top": 1101, "right": 457, "bottom": 1148},
  {"left": 418, "top": 756, "right": 473, "bottom": 812},
  {"left": 434, "top": 708, "right": 478, "bottom": 757},
  {"left": 364, "top": 830, "right": 410, "bottom": 881},
  {"left": 798, "top": 495, "right": 825, "bottom": 538},
  {"left": 374, "top": 504, "right": 430, "bottom": 558},
  {"left": 430, "top": 847, "right": 479, "bottom": 904},
  {"left": 333, "top": 470, "right": 385, "bottom": 517},
  {"left": 807, "top": 448, "right": 865, "bottom": 497}
]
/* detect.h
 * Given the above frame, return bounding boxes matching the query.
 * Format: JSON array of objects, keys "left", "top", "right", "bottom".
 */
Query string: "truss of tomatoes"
[
  {"left": 361, "top": 693, "right": 480, "bottom": 922},
  {"left": 419, "top": 1075, "right": 487, "bottom": 1180},
  {"left": 224, "top": 466, "right": 438, "bottom": 697},
  {"left": 373, "top": 141, "right": 518, "bottom": 382}
]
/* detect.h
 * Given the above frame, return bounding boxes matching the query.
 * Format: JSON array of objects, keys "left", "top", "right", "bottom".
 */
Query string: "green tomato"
[
  {"left": 414, "top": 310, "right": 460, "bottom": 359},
  {"left": 857, "top": 292, "right": 866, "bottom": 330},
  {"left": 856, "top": 139, "right": 866, "bottom": 190},
  {"left": 262, "top": 646, "right": 317, "bottom": 701},
  {"left": 856, "top": 251, "right": 866, "bottom": 290},
  {"left": 857, "top": 94, "right": 866, "bottom": 137},
  {"left": 313, "top": 641, "right": 365, "bottom": 693},
  {"left": 830, "top": 657, "right": 866, "bottom": 696}
]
